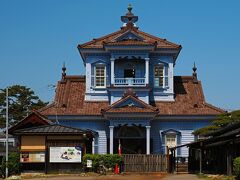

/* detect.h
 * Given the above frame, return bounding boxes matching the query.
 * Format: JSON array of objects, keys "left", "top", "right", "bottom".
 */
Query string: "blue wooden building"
[{"left": 39, "top": 5, "right": 224, "bottom": 157}]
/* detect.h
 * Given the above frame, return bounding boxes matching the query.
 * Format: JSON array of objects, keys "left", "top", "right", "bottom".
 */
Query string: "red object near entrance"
[
  {"left": 114, "top": 164, "right": 119, "bottom": 174},
  {"left": 118, "top": 139, "right": 122, "bottom": 155}
]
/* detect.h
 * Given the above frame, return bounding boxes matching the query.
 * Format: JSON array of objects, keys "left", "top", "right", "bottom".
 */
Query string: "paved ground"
[
  {"left": 162, "top": 174, "right": 200, "bottom": 180},
  {"left": 22, "top": 173, "right": 200, "bottom": 180}
]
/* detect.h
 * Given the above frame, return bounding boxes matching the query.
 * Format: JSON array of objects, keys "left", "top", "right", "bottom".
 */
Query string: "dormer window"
[
  {"left": 95, "top": 65, "right": 106, "bottom": 88},
  {"left": 154, "top": 64, "right": 168, "bottom": 88}
]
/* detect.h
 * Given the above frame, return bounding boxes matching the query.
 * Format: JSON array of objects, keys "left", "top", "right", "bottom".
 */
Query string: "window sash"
[
  {"left": 154, "top": 65, "right": 168, "bottom": 88},
  {"left": 95, "top": 66, "right": 106, "bottom": 88}
]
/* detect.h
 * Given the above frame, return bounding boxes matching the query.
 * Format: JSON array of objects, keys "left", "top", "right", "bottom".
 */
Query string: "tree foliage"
[
  {"left": 193, "top": 110, "right": 240, "bottom": 136},
  {"left": 0, "top": 85, "right": 48, "bottom": 127},
  {"left": 82, "top": 154, "right": 123, "bottom": 172},
  {"left": 234, "top": 157, "right": 240, "bottom": 180},
  {"left": 0, "top": 152, "right": 20, "bottom": 178}
]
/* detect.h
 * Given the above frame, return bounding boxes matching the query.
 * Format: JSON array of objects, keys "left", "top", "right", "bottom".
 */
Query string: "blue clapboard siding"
[
  {"left": 59, "top": 120, "right": 109, "bottom": 154},
  {"left": 150, "top": 120, "right": 211, "bottom": 156},
  {"left": 179, "top": 130, "right": 195, "bottom": 157},
  {"left": 97, "top": 130, "right": 107, "bottom": 154},
  {"left": 52, "top": 118, "right": 212, "bottom": 156}
]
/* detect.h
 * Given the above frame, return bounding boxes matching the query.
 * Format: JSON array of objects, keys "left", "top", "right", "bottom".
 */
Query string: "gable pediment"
[
  {"left": 9, "top": 111, "right": 51, "bottom": 134},
  {"left": 102, "top": 92, "right": 159, "bottom": 114},
  {"left": 112, "top": 97, "right": 145, "bottom": 109},
  {"left": 114, "top": 31, "right": 145, "bottom": 42}
]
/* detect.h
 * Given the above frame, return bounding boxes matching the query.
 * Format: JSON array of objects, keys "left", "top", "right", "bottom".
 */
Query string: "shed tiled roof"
[
  {"left": 14, "top": 124, "right": 95, "bottom": 136},
  {"left": 39, "top": 75, "right": 225, "bottom": 116}
]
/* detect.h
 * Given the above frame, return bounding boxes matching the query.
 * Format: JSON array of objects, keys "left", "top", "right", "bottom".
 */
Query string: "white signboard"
[
  {"left": 20, "top": 152, "right": 45, "bottom": 163},
  {"left": 87, "top": 160, "right": 92, "bottom": 168},
  {"left": 49, "top": 147, "right": 82, "bottom": 163}
]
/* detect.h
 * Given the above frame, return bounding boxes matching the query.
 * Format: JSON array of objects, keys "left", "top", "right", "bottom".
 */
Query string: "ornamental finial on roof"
[
  {"left": 192, "top": 62, "right": 198, "bottom": 83},
  {"left": 193, "top": 62, "right": 197, "bottom": 73},
  {"left": 128, "top": 4, "right": 133, "bottom": 13},
  {"left": 62, "top": 62, "right": 66, "bottom": 80},
  {"left": 121, "top": 4, "right": 138, "bottom": 27}
]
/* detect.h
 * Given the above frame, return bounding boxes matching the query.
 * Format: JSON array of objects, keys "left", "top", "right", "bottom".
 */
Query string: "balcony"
[{"left": 114, "top": 78, "right": 146, "bottom": 86}]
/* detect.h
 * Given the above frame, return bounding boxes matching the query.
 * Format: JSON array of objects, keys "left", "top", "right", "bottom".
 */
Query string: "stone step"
[{"left": 176, "top": 163, "right": 188, "bottom": 172}]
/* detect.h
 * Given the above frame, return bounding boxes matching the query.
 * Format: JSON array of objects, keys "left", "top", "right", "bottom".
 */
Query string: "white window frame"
[
  {"left": 94, "top": 65, "right": 106, "bottom": 88},
  {"left": 154, "top": 64, "right": 169, "bottom": 88},
  {"left": 165, "top": 134, "right": 177, "bottom": 149}
]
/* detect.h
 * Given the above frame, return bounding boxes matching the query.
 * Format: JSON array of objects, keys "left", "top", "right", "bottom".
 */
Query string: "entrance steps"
[{"left": 176, "top": 163, "right": 188, "bottom": 173}]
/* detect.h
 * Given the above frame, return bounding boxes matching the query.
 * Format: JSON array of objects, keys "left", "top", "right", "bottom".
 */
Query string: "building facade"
[{"left": 39, "top": 6, "right": 224, "bottom": 157}]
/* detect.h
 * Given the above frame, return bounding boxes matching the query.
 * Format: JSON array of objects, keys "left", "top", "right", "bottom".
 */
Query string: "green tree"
[
  {"left": 194, "top": 110, "right": 240, "bottom": 136},
  {"left": 0, "top": 152, "right": 20, "bottom": 178},
  {"left": 0, "top": 85, "right": 48, "bottom": 127}
]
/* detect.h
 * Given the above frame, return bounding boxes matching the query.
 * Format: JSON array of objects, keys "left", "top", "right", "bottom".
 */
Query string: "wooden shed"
[
  {"left": 188, "top": 122, "right": 240, "bottom": 175},
  {"left": 9, "top": 112, "right": 96, "bottom": 174}
]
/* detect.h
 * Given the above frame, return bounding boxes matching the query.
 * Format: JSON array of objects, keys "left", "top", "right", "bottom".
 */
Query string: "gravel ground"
[{"left": 16, "top": 173, "right": 200, "bottom": 180}]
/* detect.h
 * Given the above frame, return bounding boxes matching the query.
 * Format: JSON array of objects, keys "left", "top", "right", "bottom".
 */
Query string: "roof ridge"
[
  {"left": 78, "top": 28, "right": 126, "bottom": 48},
  {"left": 15, "top": 123, "right": 85, "bottom": 133},
  {"left": 137, "top": 30, "right": 181, "bottom": 48},
  {"left": 38, "top": 103, "right": 55, "bottom": 113},
  {"left": 204, "top": 102, "right": 226, "bottom": 113}
]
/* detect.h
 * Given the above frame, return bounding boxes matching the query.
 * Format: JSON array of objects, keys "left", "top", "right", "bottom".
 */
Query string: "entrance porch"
[{"left": 109, "top": 124, "right": 151, "bottom": 155}]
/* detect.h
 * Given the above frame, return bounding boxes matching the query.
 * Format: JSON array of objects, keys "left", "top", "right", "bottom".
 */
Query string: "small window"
[
  {"left": 154, "top": 64, "right": 168, "bottom": 88},
  {"left": 95, "top": 65, "right": 106, "bottom": 88},
  {"left": 166, "top": 134, "right": 176, "bottom": 148}
]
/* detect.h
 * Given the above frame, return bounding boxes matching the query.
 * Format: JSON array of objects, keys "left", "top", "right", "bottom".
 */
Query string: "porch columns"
[
  {"left": 146, "top": 126, "right": 151, "bottom": 154},
  {"left": 110, "top": 58, "right": 115, "bottom": 85},
  {"left": 109, "top": 126, "right": 114, "bottom": 154},
  {"left": 145, "top": 58, "right": 149, "bottom": 85}
]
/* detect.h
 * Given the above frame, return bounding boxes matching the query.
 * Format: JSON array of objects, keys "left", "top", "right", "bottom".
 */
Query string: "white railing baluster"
[{"left": 114, "top": 78, "right": 146, "bottom": 86}]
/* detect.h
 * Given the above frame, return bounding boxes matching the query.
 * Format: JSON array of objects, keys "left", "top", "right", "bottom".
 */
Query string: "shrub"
[
  {"left": 0, "top": 152, "right": 20, "bottom": 178},
  {"left": 234, "top": 157, "right": 240, "bottom": 180},
  {"left": 82, "top": 154, "right": 123, "bottom": 172}
]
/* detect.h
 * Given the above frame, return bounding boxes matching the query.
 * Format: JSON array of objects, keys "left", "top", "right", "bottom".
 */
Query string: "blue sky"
[{"left": 0, "top": 1, "right": 240, "bottom": 111}]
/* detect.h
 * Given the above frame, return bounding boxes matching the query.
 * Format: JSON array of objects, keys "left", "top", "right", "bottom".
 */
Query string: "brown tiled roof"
[
  {"left": 39, "top": 75, "right": 225, "bottom": 117},
  {"left": 153, "top": 76, "right": 225, "bottom": 115},
  {"left": 78, "top": 27, "right": 181, "bottom": 50},
  {"left": 39, "top": 76, "right": 109, "bottom": 116}
]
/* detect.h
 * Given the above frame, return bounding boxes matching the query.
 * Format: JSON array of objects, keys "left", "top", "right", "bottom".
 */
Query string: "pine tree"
[{"left": 0, "top": 85, "right": 48, "bottom": 128}]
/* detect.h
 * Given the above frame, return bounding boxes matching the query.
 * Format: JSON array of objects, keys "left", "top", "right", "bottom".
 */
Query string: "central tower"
[{"left": 78, "top": 5, "right": 181, "bottom": 104}]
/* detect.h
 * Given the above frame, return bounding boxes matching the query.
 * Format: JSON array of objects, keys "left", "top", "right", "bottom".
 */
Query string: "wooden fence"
[{"left": 122, "top": 154, "right": 168, "bottom": 172}]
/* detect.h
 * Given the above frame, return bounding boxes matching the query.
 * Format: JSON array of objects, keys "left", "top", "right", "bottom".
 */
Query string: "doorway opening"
[
  {"left": 114, "top": 125, "right": 146, "bottom": 154},
  {"left": 124, "top": 69, "right": 135, "bottom": 78}
]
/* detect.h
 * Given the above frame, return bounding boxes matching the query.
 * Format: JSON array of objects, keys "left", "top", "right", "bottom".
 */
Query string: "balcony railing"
[{"left": 114, "top": 78, "right": 146, "bottom": 86}]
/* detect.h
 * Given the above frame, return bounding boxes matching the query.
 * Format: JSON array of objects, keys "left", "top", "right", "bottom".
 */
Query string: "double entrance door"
[{"left": 113, "top": 138, "right": 146, "bottom": 154}]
